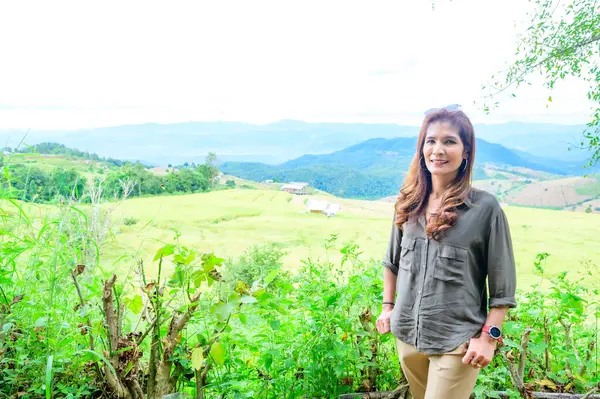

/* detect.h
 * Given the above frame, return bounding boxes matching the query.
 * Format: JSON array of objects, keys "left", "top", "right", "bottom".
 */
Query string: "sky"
[{"left": 0, "top": 0, "right": 595, "bottom": 130}]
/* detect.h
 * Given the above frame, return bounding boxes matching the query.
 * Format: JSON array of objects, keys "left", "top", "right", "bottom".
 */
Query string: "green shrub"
[
  {"left": 124, "top": 216, "right": 138, "bottom": 225},
  {"left": 222, "top": 244, "right": 286, "bottom": 289}
]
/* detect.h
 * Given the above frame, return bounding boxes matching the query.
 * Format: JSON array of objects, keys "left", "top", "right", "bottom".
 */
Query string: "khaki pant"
[{"left": 396, "top": 339, "right": 480, "bottom": 399}]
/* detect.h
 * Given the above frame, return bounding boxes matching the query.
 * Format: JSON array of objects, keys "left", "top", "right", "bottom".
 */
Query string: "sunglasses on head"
[{"left": 424, "top": 104, "right": 462, "bottom": 116}]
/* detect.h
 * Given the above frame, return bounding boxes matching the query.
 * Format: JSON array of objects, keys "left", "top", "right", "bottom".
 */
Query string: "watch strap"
[{"left": 482, "top": 325, "right": 503, "bottom": 343}]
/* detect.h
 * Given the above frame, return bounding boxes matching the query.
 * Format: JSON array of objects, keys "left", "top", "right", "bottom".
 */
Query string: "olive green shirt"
[{"left": 383, "top": 188, "right": 517, "bottom": 355}]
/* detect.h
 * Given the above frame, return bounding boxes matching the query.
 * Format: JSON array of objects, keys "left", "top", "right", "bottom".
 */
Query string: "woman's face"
[{"left": 422, "top": 121, "right": 467, "bottom": 178}]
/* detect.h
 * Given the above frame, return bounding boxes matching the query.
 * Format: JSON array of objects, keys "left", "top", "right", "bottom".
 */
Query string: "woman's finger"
[
  {"left": 461, "top": 349, "right": 477, "bottom": 365},
  {"left": 470, "top": 354, "right": 486, "bottom": 369}
]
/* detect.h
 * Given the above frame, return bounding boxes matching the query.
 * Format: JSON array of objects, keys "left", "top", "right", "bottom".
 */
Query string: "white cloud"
[{"left": 0, "top": 0, "right": 595, "bottom": 129}]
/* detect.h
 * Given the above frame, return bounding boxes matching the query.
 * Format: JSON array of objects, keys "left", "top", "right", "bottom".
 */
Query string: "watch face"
[{"left": 489, "top": 326, "right": 502, "bottom": 339}]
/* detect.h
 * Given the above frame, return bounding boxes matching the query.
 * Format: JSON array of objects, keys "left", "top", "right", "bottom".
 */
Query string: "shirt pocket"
[
  {"left": 399, "top": 236, "right": 417, "bottom": 273},
  {"left": 433, "top": 244, "right": 467, "bottom": 283}
]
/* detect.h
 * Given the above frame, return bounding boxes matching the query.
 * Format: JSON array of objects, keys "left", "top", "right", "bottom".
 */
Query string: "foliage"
[
  {"left": 486, "top": 0, "right": 600, "bottom": 166},
  {"left": 0, "top": 164, "right": 87, "bottom": 203},
  {"left": 13, "top": 142, "right": 135, "bottom": 167},
  {"left": 473, "top": 254, "right": 600, "bottom": 398},
  {"left": 0, "top": 155, "right": 219, "bottom": 204},
  {"left": 0, "top": 198, "right": 104, "bottom": 397},
  {"left": 221, "top": 244, "right": 287, "bottom": 289},
  {"left": 221, "top": 162, "right": 403, "bottom": 200}
]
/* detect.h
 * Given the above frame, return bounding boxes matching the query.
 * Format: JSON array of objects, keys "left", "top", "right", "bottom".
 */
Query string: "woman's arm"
[
  {"left": 463, "top": 206, "right": 517, "bottom": 368},
  {"left": 461, "top": 306, "right": 509, "bottom": 367},
  {"left": 376, "top": 267, "right": 397, "bottom": 334},
  {"left": 377, "top": 212, "right": 402, "bottom": 334}
]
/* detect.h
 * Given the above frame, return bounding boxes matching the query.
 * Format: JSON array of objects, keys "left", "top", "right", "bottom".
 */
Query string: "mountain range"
[
  {"left": 0, "top": 120, "right": 594, "bottom": 167},
  {"left": 220, "top": 135, "right": 592, "bottom": 199}
]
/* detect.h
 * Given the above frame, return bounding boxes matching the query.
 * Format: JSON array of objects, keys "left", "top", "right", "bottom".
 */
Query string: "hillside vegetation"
[{"left": 0, "top": 148, "right": 220, "bottom": 204}]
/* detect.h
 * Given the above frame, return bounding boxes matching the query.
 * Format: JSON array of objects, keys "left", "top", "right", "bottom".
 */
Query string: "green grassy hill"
[
  {"left": 102, "top": 188, "right": 600, "bottom": 291},
  {"left": 5, "top": 152, "right": 117, "bottom": 179}
]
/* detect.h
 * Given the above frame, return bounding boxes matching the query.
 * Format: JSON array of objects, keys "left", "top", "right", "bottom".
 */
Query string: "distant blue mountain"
[
  {"left": 0, "top": 120, "right": 594, "bottom": 168},
  {"left": 281, "top": 137, "right": 567, "bottom": 174}
]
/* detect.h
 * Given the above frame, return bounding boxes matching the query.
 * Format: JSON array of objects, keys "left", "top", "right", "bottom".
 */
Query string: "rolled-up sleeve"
[
  {"left": 487, "top": 208, "right": 517, "bottom": 309},
  {"left": 382, "top": 212, "right": 402, "bottom": 275}
]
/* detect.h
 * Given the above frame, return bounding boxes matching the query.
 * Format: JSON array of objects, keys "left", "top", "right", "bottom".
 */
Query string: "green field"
[{"left": 101, "top": 188, "right": 600, "bottom": 291}]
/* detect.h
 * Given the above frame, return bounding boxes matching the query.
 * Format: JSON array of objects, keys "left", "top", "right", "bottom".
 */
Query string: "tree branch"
[
  {"left": 166, "top": 291, "right": 202, "bottom": 345},
  {"left": 104, "top": 364, "right": 132, "bottom": 399},
  {"left": 580, "top": 339, "right": 596, "bottom": 376},
  {"left": 103, "top": 275, "right": 119, "bottom": 355},
  {"left": 518, "top": 329, "right": 532, "bottom": 383},
  {"left": 137, "top": 317, "right": 158, "bottom": 346},
  {"left": 488, "top": 33, "right": 600, "bottom": 98}
]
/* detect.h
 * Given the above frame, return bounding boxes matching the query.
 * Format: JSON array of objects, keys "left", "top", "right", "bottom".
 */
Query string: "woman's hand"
[
  {"left": 461, "top": 335, "right": 497, "bottom": 369},
  {"left": 376, "top": 305, "right": 394, "bottom": 334}
]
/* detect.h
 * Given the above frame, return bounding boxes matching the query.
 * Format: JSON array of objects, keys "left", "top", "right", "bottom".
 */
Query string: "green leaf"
[
  {"left": 528, "top": 341, "right": 547, "bottom": 356},
  {"left": 153, "top": 244, "right": 175, "bottom": 261},
  {"left": 127, "top": 295, "right": 143, "bottom": 315},
  {"left": 227, "top": 293, "right": 241, "bottom": 307},
  {"left": 326, "top": 292, "right": 340, "bottom": 307},
  {"left": 548, "top": 95, "right": 552, "bottom": 102},
  {"left": 263, "top": 352, "right": 273, "bottom": 370},
  {"left": 264, "top": 269, "right": 279, "bottom": 285},
  {"left": 210, "top": 342, "right": 225, "bottom": 366},
  {"left": 35, "top": 317, "right": 48, "bottom": 328},
  {"left": 202, "top": 253, "right": 225, "bottom": 272},
  {"left": 173, "top": 254, "right": 186, "bottom": 265},
  {"left": 502, "top": 338, "right": 522, "bottom": 351},
  {"left": 2, "top": 322, "right": 13, "bottom": 333},
  {"left": 240, "top": 295, "right": 257, "bottom": 304},
  {"left": 185, "top": 251, "right": 196, "bottom": 265},
  {"left": 171, "top": 265, "right": 185, "bottom": 286},
  {"left": 191, "top": 347, "right": 204, "bottom": 370},
  {"left": 77, "top": 349, "right": 118, "bottom": 378},
  {"left": 191, "top": 270, "right": 205, "bottom": 287},
  {"left": 238, "top": 313, "right": 247, "bottom": 325},
  {"left": 210, "top": 302, "right": 234, "bottom": 322},
  {"left": 269, "top": 319, "right": 281, "bottom": 330}
]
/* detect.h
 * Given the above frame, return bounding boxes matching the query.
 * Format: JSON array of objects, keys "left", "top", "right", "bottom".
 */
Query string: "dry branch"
[
  {"left": 103, "top": 274, "right": 119, "bottom": 354},
  {"left": 503, "top": 329, "right": 532, "bottom": 398}
]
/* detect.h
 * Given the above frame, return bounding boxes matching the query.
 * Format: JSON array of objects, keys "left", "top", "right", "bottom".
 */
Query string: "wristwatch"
[{"left": 482, "top": 325, "right": 503, "bottom": 343}]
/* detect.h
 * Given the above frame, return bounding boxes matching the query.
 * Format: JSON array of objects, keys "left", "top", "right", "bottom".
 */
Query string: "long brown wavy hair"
[{"left": 394, "top": 109, "right": 475, "bottom": 240}]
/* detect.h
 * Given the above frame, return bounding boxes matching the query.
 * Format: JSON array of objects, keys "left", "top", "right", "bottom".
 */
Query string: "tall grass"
[{"left": 0, "top": 175, "right": 113, "bottom": 397}]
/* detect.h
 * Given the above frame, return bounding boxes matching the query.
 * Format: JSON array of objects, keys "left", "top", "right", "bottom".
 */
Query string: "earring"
[{"left": 461, "top": 159, "right": 469, "bottom": 173}]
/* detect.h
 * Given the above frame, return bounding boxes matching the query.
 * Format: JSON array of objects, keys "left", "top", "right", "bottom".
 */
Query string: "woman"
[{"left": 376, "top": 106, "right": 517, "bottom": 399}]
